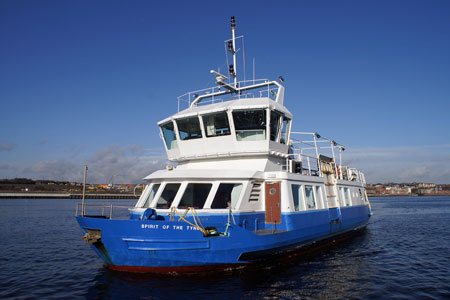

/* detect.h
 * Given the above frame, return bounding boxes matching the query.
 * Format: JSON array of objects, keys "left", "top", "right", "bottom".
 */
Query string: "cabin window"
[
  {"left": 339, "top": 187, "right": 345, "bottom": 206},
  {"left": 270, "top": 111, "right": 282, "bottom": 141},
  {"left": 178, "top": 183, "right": 212, "bottom": 209},
  {"left": 305, "top": 185, "right": 316, "bottom": 209},
  {"left": 160, "top": 122, "right": 178, "bottom": 150},
  {"left": 315, "top": 186, "right": 323, "bottom": 209},
  {"left": 232, "top": 110, "right": 266, "bottom": 141},
  {"left": 156, "top": 183, "right": 181, "bottom": 208},
  {"left": 344, "top": 187, "right": 351, "bottom": 206},
  {"left": 211, "top": 183, "right": 242, "bottom": 209},
  {"left": 280, "top": 117, "right": 290, "bottom": 144},
  {"left": 291, "top": 184, "right": 305, "bottom": 211},
  {"left": 203, "top": 112, "right": 231, "bottom": 137},
  {"left": 143, "top": 184, "right": 160, "bottom": 207},
  {"left": 176, "top": 117, "right": 202, "bottom": 140}
]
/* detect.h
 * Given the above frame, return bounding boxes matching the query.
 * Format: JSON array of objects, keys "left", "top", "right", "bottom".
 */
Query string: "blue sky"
[{"left": 1, "top": 0, "right": 449, "bottom": 183}]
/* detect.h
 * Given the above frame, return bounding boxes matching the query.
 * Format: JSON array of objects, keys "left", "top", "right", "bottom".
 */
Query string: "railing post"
[
  {"left": 110, "top": 204, "right": 113, "bottom": 220},
  {"left": 307, "top": 156, "right": 311, "bottom": 175},
  {"left": 313, "top": 134, "right": 321, "bottom": 175}
]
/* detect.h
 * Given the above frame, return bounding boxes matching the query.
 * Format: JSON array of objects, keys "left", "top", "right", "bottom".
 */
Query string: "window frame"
[
  {"left": 280, "top": 116, "right": 291, "bottom": 144},
  {"left": 232, "top": 109, "right": 268, "bottom": 141},
  {"left": 304, "top": 185, "right": 316, "bottom": 209},
  {"left": 176, "top": 116, "right": 203, "bottom": 140},
  {"left": 160, "top": 121, "right": 178, "bottom": 150},
  {"left": 150, "top": 182, "right": 182, "bottom": 209},
  {"left": 269, "top": 110, "right": 283, "bottom": 142},
  {"left": 291, "top": 183, "right": 306, "bottom": 211},
  {"left": 201, "top": 111, "right": 231, "bottom": 138},
  {"left": 208, "top": 182, "right": 244, "bottom": 209},
  {"left": 177, "top": 183, "right": 214, "bottom": 209}
]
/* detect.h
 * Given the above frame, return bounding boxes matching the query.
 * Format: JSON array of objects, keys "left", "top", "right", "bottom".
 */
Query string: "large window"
[
  {"left": 156, "top": 183, "right": 181, "bottom": 208},
  {"left": 211, "top": 183, "right": 242, "bottom": 209},
  {"left": 178, "top": 183, "right": 212, "bottom": 209},
  {"left": 143, "top": 184, "right": 160, "bottom": 208},
  {"left": 202, "top": 112, "right": 230, "bottom": 137},
  {"left": 160, "top": 122, "right": 178, "bottom": 150},
  {"left": 232, "top": 110, "right": 266, "bottom": 141},
  {"left": 291, "top": 184, "right": 305, "bottom": 211},
  {"left": 344, "top": 188, "right": 351, "bottom": 206},
  {"left": 305, "top": 185, "right": 316, "bottom": 209},
  {"left": 280, "top": 117, "right": 290, "bottom": 144},
  {"left": 270, "top": 111, "right": 282, "bottom": 141},
  {"left": 315, "top": 186, "right": 323, "bottom": 209},
  {"left": 176, "top": 117, "right": 202, "bottom": 140}
]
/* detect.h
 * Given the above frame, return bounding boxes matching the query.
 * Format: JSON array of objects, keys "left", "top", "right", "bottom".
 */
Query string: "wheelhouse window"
[
  {"left": 143, "top": 184, "right": 160, "bottom": 208},
  {"left": 203, "top": 112, "right": 231, "bottom": 137},
  {"left": 176, "top": 117, "right": 202, "bottom": 140},
  {"left": 178, "top": 183, "right": 212, "bottom": 209},
  {"left": 270, "top": 111, "right": 282, "bottom": 141},
  {"left": 305, "top": 185, "right": 316, "bottom": 209},
  {"left": 291, "top": 184, "right": 305, "bottom": 211},
  {"left": 211, "top": 183, "right": 242, "bottom": 209},
  {"left": 280, "top": 117, "right": 290, "bottom": 144},
  {"left": 156, "top": 183, "right": 180, "bottom": 208},
  {"left": 160, "top": 122, "right": 178, "bottom": 150},
  {"left": 232, "top": 110, "right": 266, "bottom": 141}
]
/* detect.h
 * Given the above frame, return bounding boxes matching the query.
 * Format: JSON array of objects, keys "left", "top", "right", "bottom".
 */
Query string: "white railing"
[
  {"left": 286, "top": 132, "right": 366, "bottom": 184},
  {"left": 177, "top": 79, "right": 279, "bottom": 111},
  {"left": 76, "top": 203, "right": 132, "bottom": 219}
]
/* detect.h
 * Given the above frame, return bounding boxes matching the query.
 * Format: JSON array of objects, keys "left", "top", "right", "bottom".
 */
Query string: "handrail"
[
  {"left": 287, "top": 132, "right": 366, "bottom": 184},
  {"left": 177, "top": 79, "right": 284, "bottom": 111},
  {"left": 76, "top": 203, "right": 132, "bottom": 219}
]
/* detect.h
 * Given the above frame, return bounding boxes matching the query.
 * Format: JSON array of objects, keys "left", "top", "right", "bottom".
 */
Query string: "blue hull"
[{"left": 76, "top": 205, "right": 371, "bottom": 273}]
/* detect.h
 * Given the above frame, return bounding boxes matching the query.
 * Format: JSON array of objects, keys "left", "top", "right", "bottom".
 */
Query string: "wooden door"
[{"left": 265, "top": 182, "right": 281, "bottom": 224}]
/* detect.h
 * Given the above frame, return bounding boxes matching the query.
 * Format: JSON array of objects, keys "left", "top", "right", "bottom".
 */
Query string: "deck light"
[
  {"left": 231, "top": 16, "right": 235, "bottom": 30},
  {"left": 279, "top": 76, "right": 284, "bottom": 82},
  {"left": 315, "top": 133, "right": 321, "bottom": 138}
]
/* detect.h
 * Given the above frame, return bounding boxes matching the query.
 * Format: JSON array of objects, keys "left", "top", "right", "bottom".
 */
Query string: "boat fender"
[{"left": 140, "top": 208, "right": 157, "bottom": 220}]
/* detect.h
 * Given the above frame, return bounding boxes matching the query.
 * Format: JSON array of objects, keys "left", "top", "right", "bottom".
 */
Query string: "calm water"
[{"left": 1, "top": 196, "right": 449, "bottom": 299}]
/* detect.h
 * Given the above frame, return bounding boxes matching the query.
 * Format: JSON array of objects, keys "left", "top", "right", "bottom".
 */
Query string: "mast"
[
  {"left": 81, "top": 165, "right": 88, "bottom": 216},
  {"left": 230, "top": 16, "right": 237, "bottom": 87}
]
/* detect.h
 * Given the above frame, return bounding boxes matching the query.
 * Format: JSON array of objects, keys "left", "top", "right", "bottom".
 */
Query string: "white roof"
[{"left": 144, "top": 168, "right": 263, "bottom": 180}]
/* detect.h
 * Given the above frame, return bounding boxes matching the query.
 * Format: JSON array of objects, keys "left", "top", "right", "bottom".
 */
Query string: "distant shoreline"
[{"left": 0, "top": 192, "right": 139, "bottom": 199}]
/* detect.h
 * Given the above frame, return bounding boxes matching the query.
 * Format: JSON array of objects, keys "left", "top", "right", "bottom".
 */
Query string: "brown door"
[{"left": 265, "top": 182, "right": 281, "bottom": 224}]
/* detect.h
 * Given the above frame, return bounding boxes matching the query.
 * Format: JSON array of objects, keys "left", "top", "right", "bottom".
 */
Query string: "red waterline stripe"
[{"left": 107, "top": 263, "right": 248, "bottom": 274}]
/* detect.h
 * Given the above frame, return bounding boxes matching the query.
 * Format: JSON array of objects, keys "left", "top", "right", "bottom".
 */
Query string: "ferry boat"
[{"left": 76, "top": 17, "right": 372, "bottom": 274}]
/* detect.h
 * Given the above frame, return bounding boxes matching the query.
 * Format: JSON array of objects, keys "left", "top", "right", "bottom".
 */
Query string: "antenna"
[{"left": 253, "top": 57, "right": 255, "bottom": 84}]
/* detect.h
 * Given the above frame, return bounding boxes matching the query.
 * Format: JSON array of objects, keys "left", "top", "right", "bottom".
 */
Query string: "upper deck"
[{"left": 158, "top": 79, "right": 292, "bottom": 169}]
